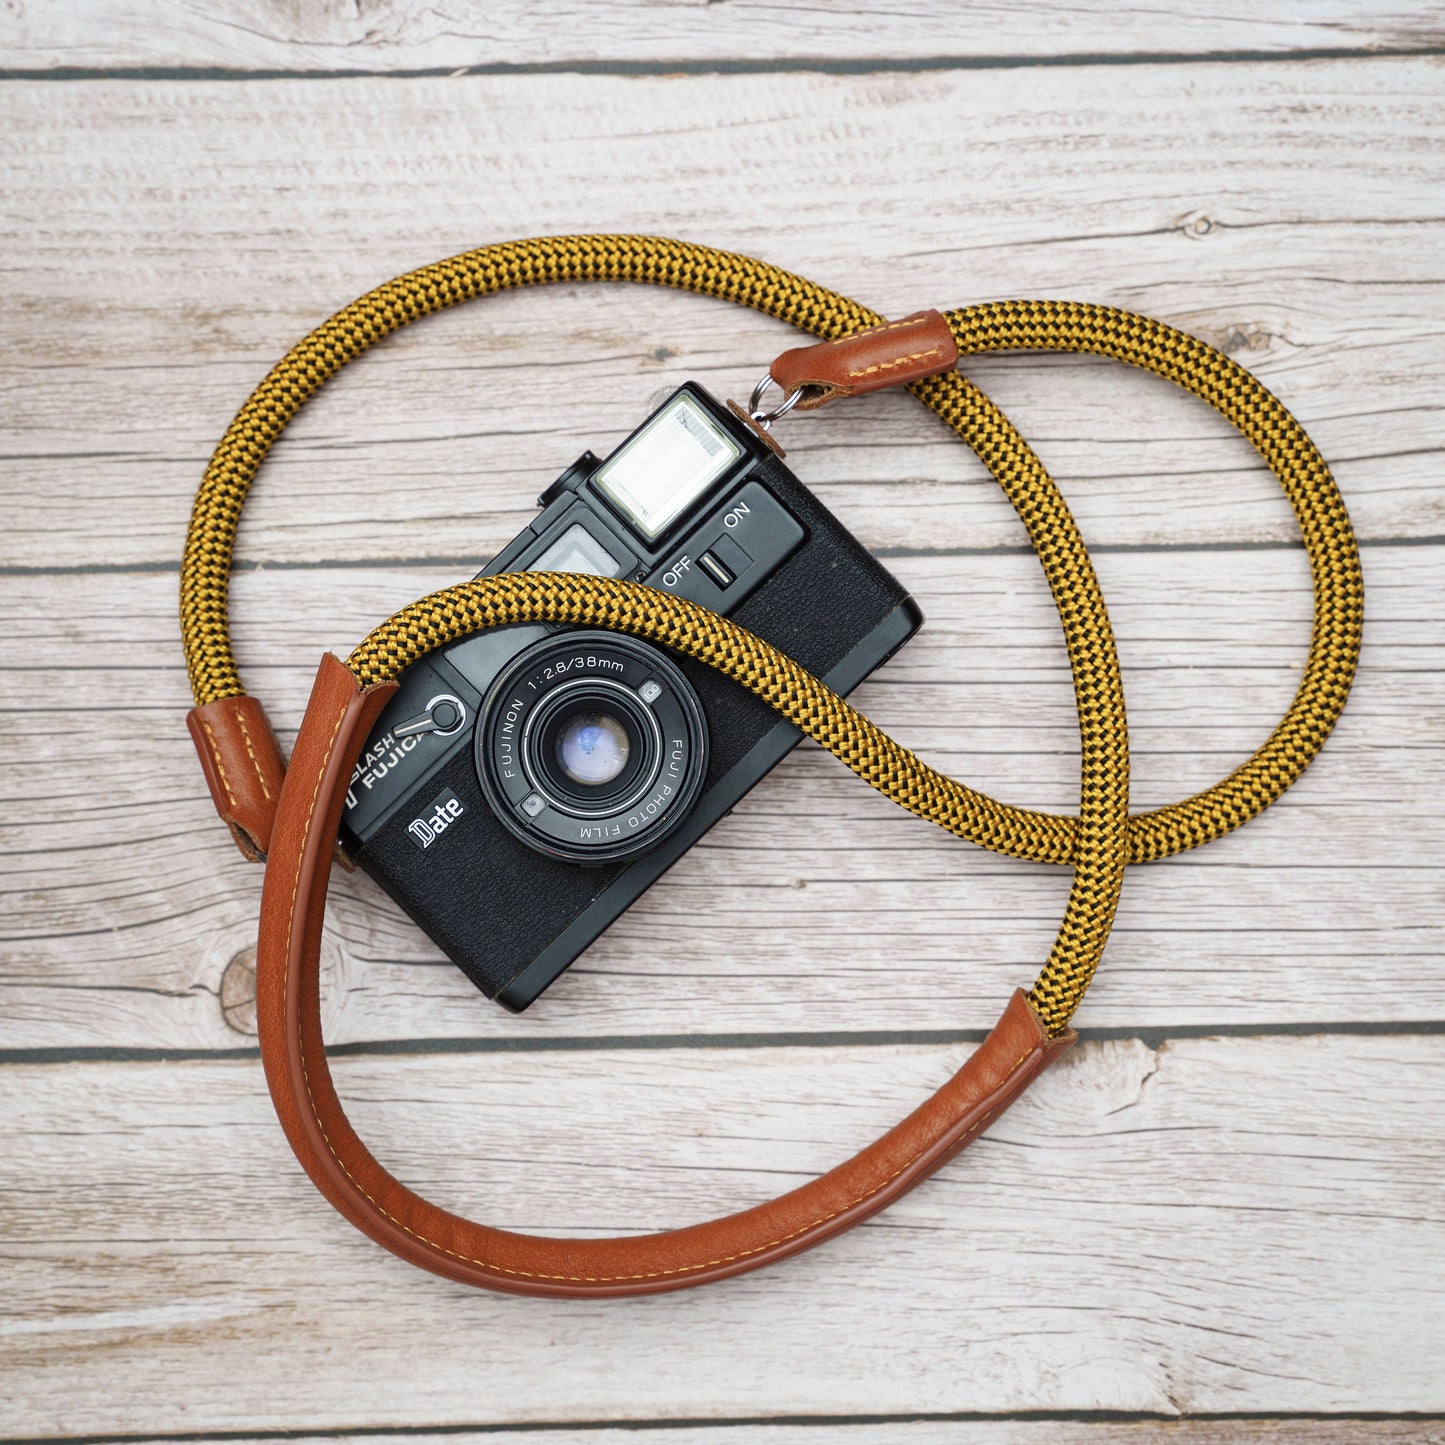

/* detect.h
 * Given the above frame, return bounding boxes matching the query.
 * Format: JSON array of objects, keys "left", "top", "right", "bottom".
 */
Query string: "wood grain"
[
  {"left": 2, "top": 544, "right": 1433, "bottom": 1049},
  {"left": 1, "top": 63, "right": 1441, "bottom": 570},
  {"left": 4, "top": 1, "right": 1441, "bottom": 71},
  {"left": 3, "top": 1034, "right": 1442, "bottom": 1433}
]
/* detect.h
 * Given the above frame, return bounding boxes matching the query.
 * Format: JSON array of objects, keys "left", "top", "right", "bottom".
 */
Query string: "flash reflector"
[{"left": 594, "top": 393, "right": 742, "bottom": 541}]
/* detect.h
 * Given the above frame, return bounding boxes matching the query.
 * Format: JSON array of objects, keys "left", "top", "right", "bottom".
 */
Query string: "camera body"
[{"left": 338, "top": 383, "right": 922, "bottom": 1011}]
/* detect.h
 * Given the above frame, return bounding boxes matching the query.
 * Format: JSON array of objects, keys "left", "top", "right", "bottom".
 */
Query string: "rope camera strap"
[{"left": 180, "top": 235, "right": 1362, "bottom": 1296}]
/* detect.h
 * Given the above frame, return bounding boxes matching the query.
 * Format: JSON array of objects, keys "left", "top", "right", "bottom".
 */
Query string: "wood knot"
[
  {"left": 1192, "top": 320, "right": 1278, "bottom": 357},
  {"left": 220, "top": 946, "right": 258, "bottom": 1035}
]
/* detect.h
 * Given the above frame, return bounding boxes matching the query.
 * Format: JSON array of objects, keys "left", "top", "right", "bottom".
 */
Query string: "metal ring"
[
  {"left": 424, "top": 693, "right": 467, "bottom": 739},
  {"left": 747, "top": 372, "right": 804, "bottom": 429}
]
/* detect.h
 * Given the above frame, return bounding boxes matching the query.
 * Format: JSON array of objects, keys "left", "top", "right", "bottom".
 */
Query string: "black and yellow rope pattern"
[{"left": 179, "top": 236, "right": 1362, "bottom": 1034}]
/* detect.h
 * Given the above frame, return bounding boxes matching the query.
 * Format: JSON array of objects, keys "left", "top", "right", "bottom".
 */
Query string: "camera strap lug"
[{"left": 724, "top": 397, "right": 786, "bottom": 458}]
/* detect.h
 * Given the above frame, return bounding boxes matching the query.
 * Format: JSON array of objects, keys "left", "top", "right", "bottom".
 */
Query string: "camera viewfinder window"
[
  {"left": 529, "top": 523, "right": 622, "bottom": 578},
  {"left": 594, "top": 393, "right": 743, "bottom": 542}
]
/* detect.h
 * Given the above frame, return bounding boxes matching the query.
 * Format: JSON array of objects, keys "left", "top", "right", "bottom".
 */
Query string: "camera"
[{"left": 338, "top": 382, "right": 923, "bottom": 1010}]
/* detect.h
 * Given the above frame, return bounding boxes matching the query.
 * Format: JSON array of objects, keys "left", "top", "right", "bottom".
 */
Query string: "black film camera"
[{"left": 339, "top": 383, "right": 922, "bottom": 1010}]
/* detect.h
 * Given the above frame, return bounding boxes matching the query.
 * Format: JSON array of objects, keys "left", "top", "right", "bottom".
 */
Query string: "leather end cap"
[
  {"left": 187, "top": 694, "right": 288, "bottom": 862},
  {"left": 1016, "top": 990, "right": 1078, "bottom": 1064},
  {"left": 770, "top": 310, "right": 960, "bottom": 411}
]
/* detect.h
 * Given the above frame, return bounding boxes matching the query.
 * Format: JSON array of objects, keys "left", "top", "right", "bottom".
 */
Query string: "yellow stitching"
[
  {"left": 199, "top": 719, "right": 237, "bottom": 810},
  {"left": 234, "top": 707, "right": 273, "bottom": 802},
  {"left": 846, "top": 346, "right": 944, "bottom": 380},
  {"left": 833, "top": 315, "right": 930, "bottom": 343},
  {"left": 284, "top": 687, "right": 1041, "bottom": 1285}
]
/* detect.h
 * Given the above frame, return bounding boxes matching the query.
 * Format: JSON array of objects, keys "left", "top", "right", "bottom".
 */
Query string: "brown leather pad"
[{"left": 255, "top": 653, "right": 1074, "bottom": 1297}]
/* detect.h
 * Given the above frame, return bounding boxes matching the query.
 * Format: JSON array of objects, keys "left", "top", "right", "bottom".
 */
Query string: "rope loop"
[{"left": 181, "top": 235, "right": 1362, "bottom": 1032}]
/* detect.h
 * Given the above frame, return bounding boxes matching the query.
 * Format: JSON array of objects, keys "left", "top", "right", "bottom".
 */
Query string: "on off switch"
[
  {"left": 697, "top": 550, "right": 735, "bottom": 589},
  {"left": 698, "top": 533, "right": 752, "bottom": 590},
  {"left": 639, "top": 481, "right": 798, "bottom": 612}
]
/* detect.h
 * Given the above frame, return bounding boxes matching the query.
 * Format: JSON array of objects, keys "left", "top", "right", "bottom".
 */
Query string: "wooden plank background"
[{"left": 1, "top": 3, "right": 1442, "bottom": 1440}]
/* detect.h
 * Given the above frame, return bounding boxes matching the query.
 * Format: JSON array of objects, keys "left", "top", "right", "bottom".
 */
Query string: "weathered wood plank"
[
  {"left": 1, "top": 545, "right": 1435, "bottom": 1049},
  {"left": 0, "top": 64, "right": 1440, "bottom": 569},
  {"left": 3, "top": 1034, "right": 1442, "bottom": 1432},
  {"left": 4, "top": 1, "right": 1440, "bottom": 70}
]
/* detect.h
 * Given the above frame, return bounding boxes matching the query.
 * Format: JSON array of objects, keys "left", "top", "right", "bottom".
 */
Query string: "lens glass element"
[{"left": 555, "top": 711, "right": 631, "bottom": 786}]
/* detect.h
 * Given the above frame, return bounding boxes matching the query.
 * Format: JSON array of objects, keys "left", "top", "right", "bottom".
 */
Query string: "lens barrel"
[{"left": 477, "top": 631, "right": 708, "bottom": 864}]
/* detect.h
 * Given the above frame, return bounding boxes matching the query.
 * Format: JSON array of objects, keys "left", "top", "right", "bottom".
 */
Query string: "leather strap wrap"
[
  {"left": 186, "top": 694, "right": 287, "bottom": 860},
  {"left": 258, "top": 653, "right": 1073, "bottom": 1297},
  {"left": 770, "top": 309, "right": 960, "bottom": 409}
]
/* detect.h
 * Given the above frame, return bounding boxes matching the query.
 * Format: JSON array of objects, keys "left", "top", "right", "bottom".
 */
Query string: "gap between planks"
[
  {"left": 4, "top": 1416, "right": 1442, "bottom": 1444},
  {"left": 9, "top": 46, "right": 1445, "bottom": 82},
  {"left": 2, "top": 0, "right": 1442, "bottom": 71},
  {"left": 1, "top": 531, "right": 1439, "bottom": 580}
]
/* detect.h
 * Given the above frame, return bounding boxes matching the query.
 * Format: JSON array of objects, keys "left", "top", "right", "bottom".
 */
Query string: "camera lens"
[
  {"left": 531, "top": 684, "right": 648, "bottom": 812},
  {"left": 477, "top": 631, "right": 708, "bottom": 864},
  {"left": 556, "top": 711, "right": 630, "bottom": 786}
]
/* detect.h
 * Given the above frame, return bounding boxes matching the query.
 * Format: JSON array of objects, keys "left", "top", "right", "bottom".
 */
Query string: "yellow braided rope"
[{"left": 180, "top": 236, "right": 1362, "bottom": 1033}]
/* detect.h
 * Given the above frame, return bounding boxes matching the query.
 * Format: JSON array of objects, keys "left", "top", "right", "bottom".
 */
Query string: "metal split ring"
[{"left": 748, "top": 372, "right": 804, "bottom": 429}]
